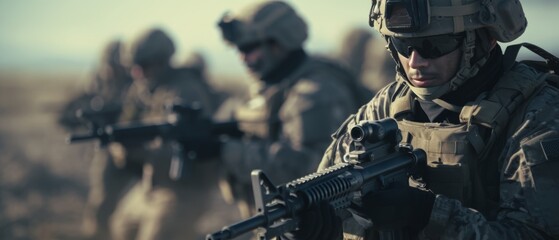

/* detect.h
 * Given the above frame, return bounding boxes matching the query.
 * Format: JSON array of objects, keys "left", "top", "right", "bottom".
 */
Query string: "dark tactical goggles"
[
  {"left": 240, "top": 41, "right": 270, "bottom": 54},
  {"left": 384, "top": 0, "right": 430, "bottom": 33},
  {"left": 390, "top": 33, "right": 465, "bottom": 59}
]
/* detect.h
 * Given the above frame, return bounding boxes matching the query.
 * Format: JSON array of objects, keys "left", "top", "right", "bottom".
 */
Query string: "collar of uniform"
[
  {"left": 439, "top": 46, "right": 503, "bottom": 106},
  {"left": 409, "top": 46, "right": 504, "bottom": 123}
]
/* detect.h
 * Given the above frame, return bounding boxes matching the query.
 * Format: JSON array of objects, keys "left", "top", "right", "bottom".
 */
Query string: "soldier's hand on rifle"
[
  {"left": 108, "top": 142, "right": 127, "bottom": 168},
  {"left": 356, "top": 186, "right": 435, "bottom": 232},
  {"left": 281, "top": 201, "right": 342, "bottom": 240}
]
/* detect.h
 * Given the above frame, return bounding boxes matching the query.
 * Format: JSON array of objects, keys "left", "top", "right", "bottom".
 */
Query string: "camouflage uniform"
[
  {"left": 59, "top": 40, "right": 133, "bottom": 130},
  {"left": 176, "top": 51, "right": 225, "bottom": 113},
  {"left": 316, "top": 0, "right": 559, "bottom": 239},
  {"left": 217, "top": 1, "right": 362, "bottom": 219},
  {"left": 107, "top": 28, "right": 218, "bottom": 240},
  {"left": 87, "top": 41, "right": 134, "bottom": 119},
  {"left": 73, "top": 39, "right": 134, "bottom": 240},
  {"left": 321, "top": 62, "right": 559, "bottom": 239}
]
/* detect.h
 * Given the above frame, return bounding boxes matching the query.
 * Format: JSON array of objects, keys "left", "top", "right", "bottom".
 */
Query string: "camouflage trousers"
[
  {"left": 82, "top": 149, "right": 140, "bottom": 240},
  {"left": 109, "top": 160, "right": 231, "bottom": 240}
]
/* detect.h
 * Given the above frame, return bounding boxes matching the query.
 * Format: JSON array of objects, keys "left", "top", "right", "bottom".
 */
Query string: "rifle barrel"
[
  {"left": 206, "top": 205, "right": 290, "bottom": 240},
  {"left": 66, "top": 133, "right": 98, "bottom": 144}
]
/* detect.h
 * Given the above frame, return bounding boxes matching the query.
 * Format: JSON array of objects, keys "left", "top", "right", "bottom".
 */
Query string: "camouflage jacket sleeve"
[
  {"left": 226, "top": 75, "right": 358, "bottom": 185},
  {"left": 118, "top": 82, "right": 146, "bottom": 123},
  {"left": 319, "top": 83, "right": 559, "bottom": 240}
]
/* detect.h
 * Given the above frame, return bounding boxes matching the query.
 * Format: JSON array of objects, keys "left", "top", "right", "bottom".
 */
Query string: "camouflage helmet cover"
[
  {"left": 130, "top": 28, "right": 175, "bottom": 66},
  {"left": 218, "top": 0, "right": 308, "bottom": 50},
  {"left": 369, "top": 0, "right": 527, "bottom": 42}
]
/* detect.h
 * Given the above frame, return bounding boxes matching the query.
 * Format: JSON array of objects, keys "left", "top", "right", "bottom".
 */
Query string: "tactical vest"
[
  {"left": 334, "top": 43, "right": 559, "bottom": 240},
  {"left": 387, "top": 44, "right": 554, "bottom": 212},
  {"left": 234, "top": 56, "right": 362, "bottom": 140}
]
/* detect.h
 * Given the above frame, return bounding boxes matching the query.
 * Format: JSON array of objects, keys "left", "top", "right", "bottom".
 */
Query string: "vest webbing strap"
[
  {"left": 460, "top": 44, "right": 551, "bottom": 132},
  {"left": 430, "top": 2, "right": 481, "bottom": 17},
  {"left": 504, "top": 42, "right": 559, "bottom": 74}
]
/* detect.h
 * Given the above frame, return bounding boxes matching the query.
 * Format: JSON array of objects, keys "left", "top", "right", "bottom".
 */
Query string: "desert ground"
[{"left": 0, "top": 70, "right": 248, "bottom": 240}]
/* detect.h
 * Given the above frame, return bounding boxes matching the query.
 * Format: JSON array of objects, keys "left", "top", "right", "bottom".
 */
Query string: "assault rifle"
[
  {"left": 74, "top": 105, "right": 122, "bottom": 129},
  {"left": 67, "top": 103, "right": 243, "bottom": 160},
  {"left": 207, "top": 118, "right": 427, "bottom": 240},
  {"left": 57, "top": 93, "right": 122, "bottom": 130}
]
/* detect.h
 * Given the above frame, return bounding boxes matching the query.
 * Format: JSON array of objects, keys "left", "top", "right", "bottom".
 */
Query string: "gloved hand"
[
  {"left": 281, "top": 201, "right": 343, "bottom": 240},
  {"left": 107, "top": 142, "right": 127, "bottom": 168},
  {"left": 357, "top": 187, "right": 435, "bottom": 232}
]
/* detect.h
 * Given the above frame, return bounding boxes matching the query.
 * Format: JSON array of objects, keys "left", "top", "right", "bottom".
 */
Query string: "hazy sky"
[{"left": 0, "top": 0, "right": 557, "bottom": 78}]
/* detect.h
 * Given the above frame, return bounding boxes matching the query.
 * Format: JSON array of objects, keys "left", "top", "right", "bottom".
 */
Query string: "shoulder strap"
[
  {"left": 462, "top": 43, "right": 556, "bottom": 128},
  {"left": 505, "top": 43, "right": 559, "bottom": 89},
  {"left": 503, "top": 42, "right": 559, "bottom": 73},
  {"left": 459, "top": 44, "right": 551, "bottom": 158},
  {"left": 460, "top": 63, "right": 546, "bottom": 128}
]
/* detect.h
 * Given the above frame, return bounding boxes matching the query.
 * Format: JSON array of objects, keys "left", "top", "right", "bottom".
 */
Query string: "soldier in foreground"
[
  {"left": 282, "top": 0, "right": 559, "bottom": 239},
  {"left": 216, "top": 0, "right": 362, "bottom": 220},
  {"left": 106, "top": 27, "right": 218, "bottom": 240}
]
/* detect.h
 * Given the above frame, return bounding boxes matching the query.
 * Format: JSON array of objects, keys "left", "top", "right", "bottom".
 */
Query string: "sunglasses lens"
[
  {"left": 391, "top": 34, "right": 464, "bottom": 59},
  {"left": 238, "top": 42, "right": 262, "bottom": 54}
]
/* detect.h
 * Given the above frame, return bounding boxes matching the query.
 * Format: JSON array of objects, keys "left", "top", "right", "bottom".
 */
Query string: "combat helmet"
[
  {"left": 130, "top": 28, "right": 175, "bottom": 67},
  {"left": 217, "top": 0, "right": 308, "bottom": 51},
  {"left": 97, "top": 39, "right": 130, "bottom": 81},
  {"left": 369, "top": 0, "right": 527, "bottom": 100},
  {"left": 101, "top": 40, "right": 123, "bottom": 68}
]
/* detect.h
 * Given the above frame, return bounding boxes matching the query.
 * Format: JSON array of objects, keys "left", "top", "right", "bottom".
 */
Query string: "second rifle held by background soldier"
[{"left": 67, "top": 103, "right": 242, "bottom": 179}]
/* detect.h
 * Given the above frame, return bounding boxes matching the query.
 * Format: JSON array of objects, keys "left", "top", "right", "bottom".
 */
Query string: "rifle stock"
[{"left": 207, "top": 118, "right": 427, "bottom": 240}]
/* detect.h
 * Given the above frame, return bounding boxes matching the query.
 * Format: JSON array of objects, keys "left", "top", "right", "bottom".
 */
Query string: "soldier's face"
[
  {"left": 130, "top": 65, "right": 145, "bottom": 81},
  {"left": 397, "top": 48, "right": 462, "bottom": 88},
  {"left": 239, "top": 42, "right": 265, "bottom": 74},
  {"left": 238, "top": 41, "right": 284, "bottom": 78}
]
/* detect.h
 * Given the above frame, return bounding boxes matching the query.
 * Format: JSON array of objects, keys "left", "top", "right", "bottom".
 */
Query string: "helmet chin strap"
[{"left": 407, "top": 84, "right": 452, "bottom": 101}]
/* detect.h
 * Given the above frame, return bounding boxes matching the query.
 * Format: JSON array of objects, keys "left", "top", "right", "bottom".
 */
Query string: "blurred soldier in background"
[
  {"left": 55, "top": 39, "right": 133, "bottom": 240},
  {"left": 176, "top": 51, "right": 226, "bottom": 112},
  {"left": 216, "top": 0, "right": 362, "bottom": 220},
  {"left": 180, "top": 51, "right": 208, "bottom": 75},
  {"left": 58, "top": 39, "right": 133, "bottom": 131},
  {"left": 106, "top": 27, "right": 218, "bottom": 240},
  {"left": 335, "top": 27, "right": 395, "bottom": 102}
]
